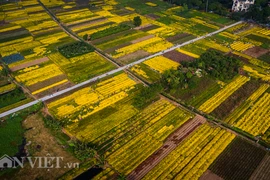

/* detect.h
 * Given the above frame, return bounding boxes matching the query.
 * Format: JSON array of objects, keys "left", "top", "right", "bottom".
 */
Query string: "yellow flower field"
[
  {"left": 177, "top": 49, "right": 200, "bottom": 58},
  {"left": 32, "top": 79, "right": 68, "bottom": 95},
  {"left": 230, "top": 41, "right": 253, "bottom": 52},
  {"left": 243, "top": 65, "right": 270, "bottom": 81},
  {"left": 235, "top": 92, "right": 270, "bottom": 136},
  {"left": 143, "top": 56, "right": 179, "bottom": 73},
  {"left": 144, "top": 124, "right": 235, "bottom": 180},
  {"left": 48, "top": 73, "right": 137, "bottom": 119},
  {"left": 225, "top": 84, "right": 269, "bottom": 124},
  {"left": 15, "top": 64, "right": 64, "bottom": 86},
  {"left": 131, "top": 65, "right": 149, "bottom": 79},
  {"left": 113, "top": 37, "right": 172, "bottom": 58},
  {"left": 199, "top": 75, "right": 250, "bottom": 113},
  {"left": 0, "top": 83, "right": 16, "bottom": 94}
]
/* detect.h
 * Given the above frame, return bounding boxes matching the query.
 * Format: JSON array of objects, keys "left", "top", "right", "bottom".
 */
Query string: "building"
[{"left": 232, "top": 0, "right": 255, "bottom": 12}]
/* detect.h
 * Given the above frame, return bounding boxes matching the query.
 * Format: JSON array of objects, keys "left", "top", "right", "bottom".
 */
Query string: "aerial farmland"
[{"left": 0, "top": 0, "right": 270, "bottom": 179}]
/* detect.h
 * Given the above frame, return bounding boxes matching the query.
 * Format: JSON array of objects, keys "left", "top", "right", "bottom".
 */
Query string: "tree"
[
  {"left": 83, "top": 34, "right": 88, "bottom": 41},
  {"left": 133, "top": 16, "right": 142, "bottom": 27}
]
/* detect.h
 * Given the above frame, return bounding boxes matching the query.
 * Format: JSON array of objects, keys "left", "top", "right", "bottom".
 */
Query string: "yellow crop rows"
[
  {"left": 32, "top": 79, "right": 68, "bottom": 95},
  {"left": 15, "top": 64, "right": 64, "bottom": 86},
  {"left": 230, "top": 41, "right": 253, "bottom": 52},
  {"left": 199, "top": 75, "right": 249, "bottom": 113},
  {"left": 113, "top": 37, "right": 162, "bottom": 58},
  {"left": 131, "top": 65, "right": 149, "bottom": 79},
  {"left": 235, "top": 93, "right": 270, "bottom": 136},
  {"left": 177, "top": 49, "right": 200, "bottom": 58},
  {"left": 0, "top": 83, "right": 16, "bottom": 94},
  {"left": 225, "top": 84, "right": 269, "bottom": 124},
  {"left": 243, "top": 65, "right": 270, "bottom": 81},
  {"left": 257, "top": 29, "right": 270, "bottom": 36},
  {"left": 143, "top": 56, "right": 179, "bottom": 73},
  {"left": 144, "top": 124, "right": 235, "bottom": 180},
  {"left": 48, "top": 73, "right": 136, "bottom": 120}
]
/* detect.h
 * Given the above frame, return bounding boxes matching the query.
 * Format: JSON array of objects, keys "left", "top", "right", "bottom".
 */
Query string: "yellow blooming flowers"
[
  {"left": 48, "top": 73, "right": 136, "bottom": 119},
  {"left": 230, "top": 41, "right": 253, "bottom": 52},
  {"left": 143, "top": 56, "right": 179, "bottom": 73},
  {"left": 15, "top": 64, "right": 64, "bottom": 86},
  {"left": 144, "top": 124, "right": 235, "bottom": 180},
  {"left": 199, "top": 76, "right": 250, "bottom": 113}
]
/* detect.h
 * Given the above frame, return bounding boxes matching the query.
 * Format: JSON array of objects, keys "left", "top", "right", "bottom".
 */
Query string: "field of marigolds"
[{"left": 0, "top": 0, "right": 270, "bottom": 179}]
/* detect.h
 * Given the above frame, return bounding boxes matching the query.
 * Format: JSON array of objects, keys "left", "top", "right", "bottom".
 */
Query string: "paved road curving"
[{"left": 0, "top": 21, "right": 243, "bottom": 118}]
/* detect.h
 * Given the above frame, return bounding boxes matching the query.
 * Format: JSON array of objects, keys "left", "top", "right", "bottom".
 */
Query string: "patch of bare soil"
[
  {"left": 10, "top": 57, "right": 49, "bottom": 72},
  {"left": 250, "top": 155, "right": 270, "bottom": 180},
  {"left": 163, "top": 50, "right": 195, "bottom": 63},
  {"left": 146, "top": 14, "right": 160, "bottom": 20},
  {"left": 166, "top": 33, "right": 190, "bottom": 43},
  {"left": 243, "top": 46, "right": 269, "bottom": 58},
  {"left": 116, "top": 50, "right": 150, "bottom": 64},
  {"left": 200, "top": 170, "right": 224, "bottom": 180},
  {"left": 130, "top": 34, "right": 154, "bottom": 44},
  {"left": 28, "top": 74, "right": 68, "bottom": 92},
  {"left": 14, "top": 114, "right": 79, "bottom": 180},
  {"left": 139, "top": 24, "right": 160, "bottom": 32}
]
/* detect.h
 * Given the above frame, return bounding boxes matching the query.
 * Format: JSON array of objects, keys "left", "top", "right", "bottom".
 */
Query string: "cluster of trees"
[
  {"left": 161, "top": 68, "right": 197, "bottom": 92},
  {"left": 182, "top": 50, "right": 240, "bottom": 81},
  {"left": 165, "top": 0, "right": 270, "bottom": 24},
  {"left": 165, "top": 0, "right": 232, "bottom": 16},
  {"left": 133, "top": 83, "right": 163, "bottom": 109},
  {"left": 161, "top": 50, "right": 240, "bottom": 91},
  {"left": 133, "top": 16, "right": 142, "bottom": 27},
  {"left": 70, "top": 141, "right": 96, "bottom": 161},
  {"left": 59, "top": 41, "right": 95, "bottom": 58},
  {"left": 238, "top": 0, "right": 270, "bottom": 23}
]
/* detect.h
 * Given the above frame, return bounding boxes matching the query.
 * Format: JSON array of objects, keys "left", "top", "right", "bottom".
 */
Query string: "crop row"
[
  {"left": 143, "top": 124, "right": 235, "bottom": 180},
  {"left": 199, "top": 75, "right": 249, "bottom": 113}
]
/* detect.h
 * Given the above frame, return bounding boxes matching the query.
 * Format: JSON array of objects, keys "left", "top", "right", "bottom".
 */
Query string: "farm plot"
[
  {"left": 211, "top": 80, "right": 261, "bottom": 120},
  {"left": 209, "top": 138, "right": 266, "bottom": 180},
  {"left": 243, "top": 46, "right": 269, "bottom": 58},
  {"left": 131, "top": 56, "right": 179, "bottom": 83},
  {"left": 56, "top": 8, "right": 95, "bottom": 24},
  {"left": 0, "top": 88, "right": 29, "bottom": 111},
  {"left": 225, "top": 83, "right": 269, "bottom": 124},
  {"left": 131, "top": 63, "right": 161, "bottom": 83},
  {"left": 48, "top": 73, "right": 137, "bottom": 120},
  {"left": 49, "top": 52, "right": 116, "bottom": 83},
  {"left": 143, "top": 124, "right": 235, "bottom": 180},
  {"left": 234, "top": 92, "right": 270, "bottom": 136},
  {"left": 173, "top": 76, "right": 221, "bottom": 108},
  {"left": 112, "top": 36, "right": 173, "bottom": 59},
  {"left": 250, "top": 155, "right": 270, "bottom": 180},
  {"left": 163, "top": 50, "right": 195, "bottom": 63},
  {"left": 199, "top": 75, "right": 249, "bottom": 114},
  {"left": 106, "top": 100, "right": 193, "bottom": 175}
]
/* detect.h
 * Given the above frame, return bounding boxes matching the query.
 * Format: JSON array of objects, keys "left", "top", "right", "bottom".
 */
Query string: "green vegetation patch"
[
  {"left": 258, "top": 52, "right": 270, "bottom": 64},
  {"left": 59, "top": 41, "right": 95, "bottom": 58},
  {"left": 89, "top": 24, "right": 131, "bottom": 40},
  {"left": 0, "top": 88, "right": 27, "bottom": 109}
]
